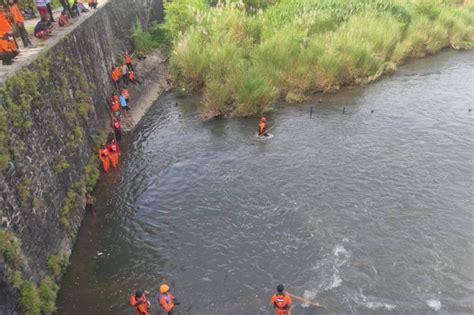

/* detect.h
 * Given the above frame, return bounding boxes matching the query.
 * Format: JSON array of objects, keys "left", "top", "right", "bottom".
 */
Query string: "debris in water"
[{"left": 426, "top": 299, "right": 441, "bottom": 311}]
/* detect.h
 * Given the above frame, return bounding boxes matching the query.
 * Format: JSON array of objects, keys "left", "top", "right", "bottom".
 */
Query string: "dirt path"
[{"left": 119, "top": 49, "right": 172, "bottom": 132}]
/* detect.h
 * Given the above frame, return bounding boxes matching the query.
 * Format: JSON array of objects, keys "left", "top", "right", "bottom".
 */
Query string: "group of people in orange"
[
  {"left": 98, "top": 49, "right": 147, "bottom": 173},
  {"left": 111, "top": 50, "right": 142, "bottom": 90},
  {"left": 0, "top": 0, "right": 94, "bottom": 65},
  {"left": 98, "top": 138, "right": 120, "bottom": 173},
  {"left": 130, "top": 284, "right": 177, "bottom": 315},
  {"left": 128, "top": 283, "right": 294, "bottom": 315}
]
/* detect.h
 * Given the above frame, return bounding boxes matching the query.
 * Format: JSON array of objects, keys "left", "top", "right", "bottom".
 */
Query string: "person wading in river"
[
  {"left": 107, "top": 139, "right": 120, "bottom": 168},
  {"left": 157, "top": 284, "right": 176, "bottom": 315},
  {"left": 258, "top": 116, "right": 268, "bottom": 137},
  {"left": 270, "top": 284, "right": 292, "bottom": 315},
  {"left": 98, "top": 144, "right": 110, "bottom": 173},
  {"left": 130, "top": 289, "right": 150, "bottom": 315}
]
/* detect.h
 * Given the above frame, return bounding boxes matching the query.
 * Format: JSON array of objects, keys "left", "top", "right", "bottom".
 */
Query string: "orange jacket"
[
  {"left": 112, "top": 119, "right": 121, "bottom": 130},
  {"left": 158, "top": 293, "right": 175, "bottom": 313},
  {"left": 111, "top": 100, "right": 120, "bottom": 112},
  {"left": 124, "top": 52, "right": 132, "bottom": 64},
  {"left": 111, "top": 67, "right": 121, "bottom": 81},
  {"left": 258, "top": 121, "right": 267, "bottom": 135},
  {"left": 271, "top": 293, "right": 292, "bottom": 315},
  {"left": 10, "top": 4, "right": 24, "bottom": 24},
  {"left": 0, "top": 11, "right": 11, "bottom": 35},
  {"left": 130, "top": 294, "right": 149, "bottom": 315}
]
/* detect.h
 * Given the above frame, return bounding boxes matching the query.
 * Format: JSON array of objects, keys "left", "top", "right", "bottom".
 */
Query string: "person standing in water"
[
  {"left": 157, "top": 284, "right": 176, "bottom": 315},
  {"left": 129, "top": 289, "right": 150, "bottom": 315},
  {"left": 258, "top": 116, "right": 268, "bottom": 137},
  {"left": 270, "top": 284, "right": 292, "bottom": 315},
  {"left": 98, "top": 144, "right": 110, "bottom": 173}
]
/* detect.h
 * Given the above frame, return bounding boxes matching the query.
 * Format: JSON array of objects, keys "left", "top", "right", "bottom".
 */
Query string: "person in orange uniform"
[
  {"left": 111, "top": 117, "right": 122, "bottom": 142},
  {"left": 121, "top": 86, "right": 130, "bottom": 105},
  {"left": 124, "top": 50, "right": 133, "bottom": 71},
  {"left": 129, "top": 289, "right": 150, "bottom": 315},
  {"left": 107, "top": 139, "right": 120, "bottom": 168},
  {"left": 111, "top": 64, "right": 121, "bottom": 89},
  {"left": 8, "top": 0, "right": 33, "bottom": 48},
  {"left": 258, "top": 116, "right": 268, "bottom": 137},
  {"left": 0, "top": 5, "right": 19, "bottom": 65},
  {"left": 98, "top": 144, "right": 110, "bottom": 172},
  {"left": 157, "top": 284, "right": 175, "bottom": 315},
  {"left": 270, "top": 284, "right": 292, "bottom": 315},
  {"left": 111, "top": 97, "right": 120, "bottom": 117}
]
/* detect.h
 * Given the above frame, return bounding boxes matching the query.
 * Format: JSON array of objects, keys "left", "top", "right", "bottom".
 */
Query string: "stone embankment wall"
[{"left": 0, "top": 0, "right": 163, "bottom": 313}]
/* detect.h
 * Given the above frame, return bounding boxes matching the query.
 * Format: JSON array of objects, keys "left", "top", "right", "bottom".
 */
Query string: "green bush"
[
  {"left": 0, "top": 230, "right": 21, "bottom": 267},
  {"left": 39, "top": 277, "right": 58, "bottom": 315},
  {"left": 20, "top": 281, "right": 41, "bottom": 315}
]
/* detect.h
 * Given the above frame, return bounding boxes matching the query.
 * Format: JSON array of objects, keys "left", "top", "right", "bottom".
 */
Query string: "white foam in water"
[
  {"left": 327, "top": 268, "right": 342, "bottom": 289},
  {"left": 427, "top": 299, "right": 442, "bottom": 311},
  {"left": 333, "top": 244, "right": 349, "bottom": 257},
  {"left": 302, "top": 290, "right": 317, "bottom": 308},
  {"left": 365, "top": 301, "right": 396, "bottom": 311}
]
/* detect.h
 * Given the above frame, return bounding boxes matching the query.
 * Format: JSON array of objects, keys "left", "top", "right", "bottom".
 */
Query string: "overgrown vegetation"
[
  {"left": 47, "top": 254, "right": 68, "bottom": 278},
  {"left": 39, "top": 277, "right": 59, "bottom": 314},
  {"left": 20, "top": 281, "right": 41, "bottom": 315},
  {"left": 155, "top": 0, "right": 474, "bottom": 117},
  {"left": 0, "top": 230, "right": 21, "bottom": 267}
]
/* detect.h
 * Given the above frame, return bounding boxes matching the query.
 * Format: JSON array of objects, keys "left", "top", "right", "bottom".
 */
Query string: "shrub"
[
  {"left": 0, "top": 230, "right": 21, "bottom": 267},
  {"left": 20, "top": 281, "right": 41, "bottom": 315},
  {"left": 39, "top": 277, "right": 58, "bottom": 315},
  {"left": 159, "top": 0, "right": 473, "bottom": 116}
]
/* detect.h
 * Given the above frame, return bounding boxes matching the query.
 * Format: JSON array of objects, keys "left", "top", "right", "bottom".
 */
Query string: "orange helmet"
[
  {"left": 160, "top": 284, "right": 170, "bottom": 294},
  {"left": 260, "top": 117, "right": 267, "bottom": 122}
]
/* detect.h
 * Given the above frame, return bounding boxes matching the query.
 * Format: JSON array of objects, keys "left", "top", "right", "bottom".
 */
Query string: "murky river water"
[{"left": 58, "top": 51, "right": 473, "bottom": 315}]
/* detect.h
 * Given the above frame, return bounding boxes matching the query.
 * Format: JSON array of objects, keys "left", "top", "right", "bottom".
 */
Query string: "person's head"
[
  {"left": 135, "top": 290, "right": 143, "bottom": 298},
  {"left": 40, "top": 16, "right": 48, "bottom": 23},
  {"left": 0, "top": 5, "right": 5, "bottom": 11},
  {"left": 260, "top": 116, "right": 267, "bottom": 123},
  {"left": 111, "top": 139, "right": 116, "bottom": 144},
  {"left": 160, "top": 284, "right": 170, "bottom": 294},
  {"left": 61, "top": 10, "right": 67, "bottom": 16},
  {"left": 8, "top": 0, "right": 15, "bottom": 6},
  {"left": 100, "top": 143, "right": 105, "bottom": 149},
  {"left": 277, "top": 284, "right": 284, "bottom": 293}
]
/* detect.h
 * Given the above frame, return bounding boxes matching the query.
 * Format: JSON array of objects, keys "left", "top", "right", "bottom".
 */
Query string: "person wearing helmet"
[
  {"left": 270, "top": 284, "right": 292, "bottom": 315},
  {"left": 258, "top": 116, "right": 268, "bottom": 137},
  {"left": 157, "top": 284, "right": 175, "bottom": 314},
  {"left": 129, "top": 289, "right": 150, "bottom": 315}
]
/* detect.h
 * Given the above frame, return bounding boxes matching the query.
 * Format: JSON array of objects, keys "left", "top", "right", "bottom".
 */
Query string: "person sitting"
[
  {"left": 58, "top": 10, "right": 70, "bottom": 27},
  {"left": 34, "top": 16, "right": 51, "bottom": 39},
  {"left": 0, "top": 5, "right": 19, "bottom": 65},
  {"left": 88, "top": 0, "right": 97, "bottom": 9}
]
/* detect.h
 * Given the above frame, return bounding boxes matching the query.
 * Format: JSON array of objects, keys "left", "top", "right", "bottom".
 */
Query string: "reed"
[{"left": 159, "top": 0, "right": 474, "bottom": 117}]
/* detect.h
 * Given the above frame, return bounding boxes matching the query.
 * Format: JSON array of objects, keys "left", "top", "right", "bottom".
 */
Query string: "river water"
[{"left": 58, "top": 51, "right": 474, "bottom": 315}]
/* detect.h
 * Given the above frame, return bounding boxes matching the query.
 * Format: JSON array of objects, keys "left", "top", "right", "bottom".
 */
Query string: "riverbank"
[
  {"left": 121, "top": 49, "right": 171, "bottom": 132},
  {"left": 161, "top": 0, "right": 474, "bottom": 117}
]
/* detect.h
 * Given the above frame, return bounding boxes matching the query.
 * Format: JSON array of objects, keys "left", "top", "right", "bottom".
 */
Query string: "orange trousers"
[
  {"left": 109, "top": 152, "right": 119, "bottom": 168},
  {"left": 100, "top": 156, "right": 110, "bottom": 172}
]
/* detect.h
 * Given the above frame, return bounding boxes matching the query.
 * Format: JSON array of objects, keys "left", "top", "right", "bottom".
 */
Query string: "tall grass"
[{"left": 160, "top": 0, "right": 474, "bottom": 117}]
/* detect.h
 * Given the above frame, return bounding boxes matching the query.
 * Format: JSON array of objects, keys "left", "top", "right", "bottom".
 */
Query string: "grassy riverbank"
[{"left": 153, "top": 0, "right": 473, "bottom": 117}]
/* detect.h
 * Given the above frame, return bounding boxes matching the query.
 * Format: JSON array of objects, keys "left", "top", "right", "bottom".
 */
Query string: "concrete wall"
[{"left": 0, "top": 0, "right": 163, "bottom": 313}]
